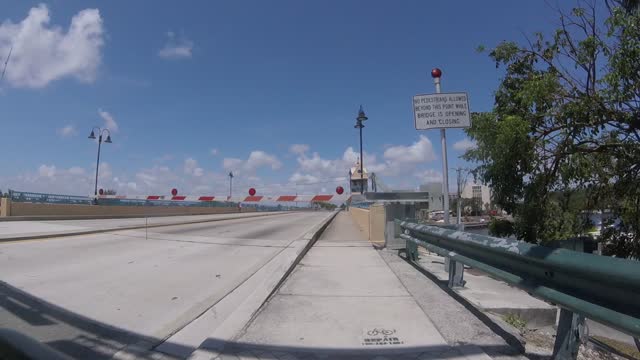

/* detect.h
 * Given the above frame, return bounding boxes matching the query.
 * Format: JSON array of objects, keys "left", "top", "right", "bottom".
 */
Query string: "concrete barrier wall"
[
  {"left": 3, "top": 201, "right": 253, "bottom": 217},
  {"left": 349, "top": 205, "right": 387, "bottom": 245},
  {"left": 0, "top": 198, "right": 9, "bottom": 217},
  {"left": 349, "top": 207, "right": 370, "bottom": 239},
  {"left": 369, "top": 204, "right": 386, "bottom": 245}
]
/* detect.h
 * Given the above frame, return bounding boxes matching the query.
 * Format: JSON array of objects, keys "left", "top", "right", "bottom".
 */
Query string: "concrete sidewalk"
[{"left": 191, "top": 212, "right": 492, "bottom": 359}]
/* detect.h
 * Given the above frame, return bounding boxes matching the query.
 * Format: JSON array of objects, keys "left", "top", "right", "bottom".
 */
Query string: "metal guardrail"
[
  {"left": 8, "top": 189, "right": 92, "bottom": 205},
  {"left": 396, "top": 219, "right": 640, "bottom": 360},
  {"left": 6, "top": 189, "right": 286, "bottom": 211}
]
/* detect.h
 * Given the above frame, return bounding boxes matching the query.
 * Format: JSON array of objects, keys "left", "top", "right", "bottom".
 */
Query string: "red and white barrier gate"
[{"left": 96, "top": 194, "right": 349, "bottom": 203}]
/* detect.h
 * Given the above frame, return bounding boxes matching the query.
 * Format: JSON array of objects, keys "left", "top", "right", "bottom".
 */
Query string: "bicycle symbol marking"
[
  {"left": 366, "top": 328, "right": 396, "bottom": 336},
  {"left": 362, "top": 328, "right": 403, "bottom": 346}
]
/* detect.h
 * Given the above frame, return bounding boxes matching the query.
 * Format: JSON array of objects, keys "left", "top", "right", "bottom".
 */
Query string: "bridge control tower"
[{"left": 349, "top": 158, "right": 368, "bottom": 194}]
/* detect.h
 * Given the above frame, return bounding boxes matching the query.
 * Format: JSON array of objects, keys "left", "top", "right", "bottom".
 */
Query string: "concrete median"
[{"left": 0, "top": 198, "right": 251, "bottom": 219}]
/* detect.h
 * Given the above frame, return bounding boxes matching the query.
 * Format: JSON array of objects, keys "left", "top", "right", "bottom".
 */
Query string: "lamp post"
[
  {"left": 88, "top": 127, "right": 112, "bottom": 197},
  {"left": 354, "top": 105, "right": 368, "bottom": 194},
  {"left": 228, "top": 171, "right": 234, "bottom": 199}
]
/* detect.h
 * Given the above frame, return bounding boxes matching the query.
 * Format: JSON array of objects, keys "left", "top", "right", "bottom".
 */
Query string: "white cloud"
[
  {"left": 68, "top": 166, "right": 85, "bottom": 175},
  {"left": 158, "top": 31, "right": 193, "bottom": 59},
  {"left": 289, "top": 144, "right": 309, "bottom": 155},
  {"left": 247, "top": 151, "right": 282, "bottom": 170},
  {"left": 223, "top": 150, "right": 282, "bottom": 173},
  {"left": 38, "top": 164, "right": 56, "bottom": 178},
  {"left": 135, "top": 164, "right": 227, "bottom": 194},
  {"left": 98, "top": 109, "right": 118, "bottom": 132},
  {"left": 98, "top": 162, "right": 112, "bottom": 180},
  {"left": 2, "top": 162, "right": 230, "bottom": 196},
  {"left": 210, "top": 148, "right": 218, "bottom": 156},
  {"left": 0, "top": 4, "right": 104, "bottom": 88},
  {"left": 453, "top": 138, "right": 476, "bottom": 152},
  {"left": 383, "top": 135, "right": 435, "bottom": 164},
  {"left": 57, "top": 125, "right": 77, "bottom": 137},
  {"left": 289, "top": 173, "right": 319, "bottom": 184},
  {"left": 223, "top": 158, "right": 243, "bottom": 171},
  {"left": 183, "top": 157, "right": 204, "bottom": 177},
  {"left": 414, "top": 169, "right": 443, "bottom": 183},
  {"left": 289, "top": 137, "right": 438, "bottom": 193}
]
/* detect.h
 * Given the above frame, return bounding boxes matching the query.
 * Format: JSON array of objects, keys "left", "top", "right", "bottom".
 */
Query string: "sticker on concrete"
[{"left": 361, "top": 328, "right": 404, "bottom": 346}]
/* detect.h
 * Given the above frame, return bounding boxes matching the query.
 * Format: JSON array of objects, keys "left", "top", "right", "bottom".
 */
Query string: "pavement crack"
[
  {"left": 106, "top": 232, "right": 288, "bottom": 248},
  {"left": 276, "top": 293, "right": 412, "bottom": 298}
]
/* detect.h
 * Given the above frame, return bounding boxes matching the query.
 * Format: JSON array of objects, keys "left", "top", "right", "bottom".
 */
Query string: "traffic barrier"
[
  {"left": 396, "top": 219, "right": 640, "bottom": 359},
  {"left": 97, "top": 194, "right": 349, "bottom": 203}
]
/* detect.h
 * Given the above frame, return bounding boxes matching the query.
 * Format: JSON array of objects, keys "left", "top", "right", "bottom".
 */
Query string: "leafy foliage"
[
  {"left": 465, "top": 1, "right": 640, "bottom": 257},
  {"left": 488, "top": 218, "right": 515, "bottom": 238}
]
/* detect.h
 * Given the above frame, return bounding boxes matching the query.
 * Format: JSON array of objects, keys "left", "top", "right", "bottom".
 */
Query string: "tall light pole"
[
  {"left": 354, "top": 105, "right": 368, "bottom": 194},
  {"left": 88, "top": 127, "right": 112, "bottom": 196},
  {"left": 228, "top": 171, "right": 234, "bottom": 198}
]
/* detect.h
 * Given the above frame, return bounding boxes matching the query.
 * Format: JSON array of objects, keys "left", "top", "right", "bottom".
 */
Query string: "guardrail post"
[
  {"left": 447, "top": 259, "right": 466, "bottom": 288},
  {"left": 384, "top": 220, "right": 395, "bottom": 248},
  {"left": 553, "top": 308, "right": 587, "bottom": 360},
  {"left": 405, "top": 232, "right": 419, "bottom": 262}
]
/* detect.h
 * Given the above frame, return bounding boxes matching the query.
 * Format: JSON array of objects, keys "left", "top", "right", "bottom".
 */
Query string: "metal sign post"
[
  {"left": 433, "top": 72, "right": 450, "bottom": 224},
  {"left": 412, "top": 68, "right": 471, "bottom": 226}
]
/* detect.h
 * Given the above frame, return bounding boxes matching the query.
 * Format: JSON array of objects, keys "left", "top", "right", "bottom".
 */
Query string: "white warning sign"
[{"left": 413, "top": 92, "right": 471, "bottom": 130}]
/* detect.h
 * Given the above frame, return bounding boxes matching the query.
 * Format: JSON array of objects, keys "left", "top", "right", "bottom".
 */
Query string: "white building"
[
  {"left": 419, "top": 182, "right": 444, "bottom": 211},
  {"left": 461, "top": 182, "right": 492, "bottom": 208}
]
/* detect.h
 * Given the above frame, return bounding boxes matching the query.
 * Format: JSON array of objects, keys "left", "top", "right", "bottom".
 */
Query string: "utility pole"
[{"left": 454, "top": 166, "right": 469, "bottom": 229}]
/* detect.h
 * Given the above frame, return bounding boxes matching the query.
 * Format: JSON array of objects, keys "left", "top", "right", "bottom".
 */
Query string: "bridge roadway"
[
  {"left": 0, "top": 211, "right": 332, "bottom": 359},
  {"left": 1, "top": 211, "right": 546, "bottom": 360}
]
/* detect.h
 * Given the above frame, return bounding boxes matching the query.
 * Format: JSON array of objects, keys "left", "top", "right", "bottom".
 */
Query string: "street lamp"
[
  {"left": 88, "top": 127, "right": 112, "bottom": 197},
  {"left": 228, "top": 171, "right": 234, "bottom": 198},
  {"left": 354, "top": 105, "right": 368, "bottom": 194}
]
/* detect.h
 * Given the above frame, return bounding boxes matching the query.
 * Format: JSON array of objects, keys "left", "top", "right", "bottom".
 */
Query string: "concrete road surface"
[{"left": 0, "top": 211, "right": 330, "bottom": 359}]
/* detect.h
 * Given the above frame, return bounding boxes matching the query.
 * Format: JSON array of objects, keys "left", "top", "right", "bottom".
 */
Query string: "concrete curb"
[{"left": 0, "top": 212, "right": 291, "bottom": 243}]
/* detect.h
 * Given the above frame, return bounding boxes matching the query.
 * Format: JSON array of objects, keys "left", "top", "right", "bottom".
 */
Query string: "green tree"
[{"left": 465, "top": 1, "right": 640, "bottom": 257}]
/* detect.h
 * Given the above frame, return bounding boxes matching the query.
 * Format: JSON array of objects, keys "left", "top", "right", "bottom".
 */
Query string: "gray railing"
[
  {"left": 6, "top": 189, "right": 289, "bottom": 211},
  {"left": 396, "top": 219, "right": 640, "bottom": 359},
  {"left": 8, "top": 189, "right": 92, "bottom": 205}
]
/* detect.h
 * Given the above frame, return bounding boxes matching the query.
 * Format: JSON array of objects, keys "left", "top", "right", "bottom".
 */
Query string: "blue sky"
[{"left": 0, "top": 1, "right": 559, "bottom": 196}]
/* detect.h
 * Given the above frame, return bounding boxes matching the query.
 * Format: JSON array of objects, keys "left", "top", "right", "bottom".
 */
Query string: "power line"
[{"left": 1, "top": 45, "right": 12, "bottom": 83}]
